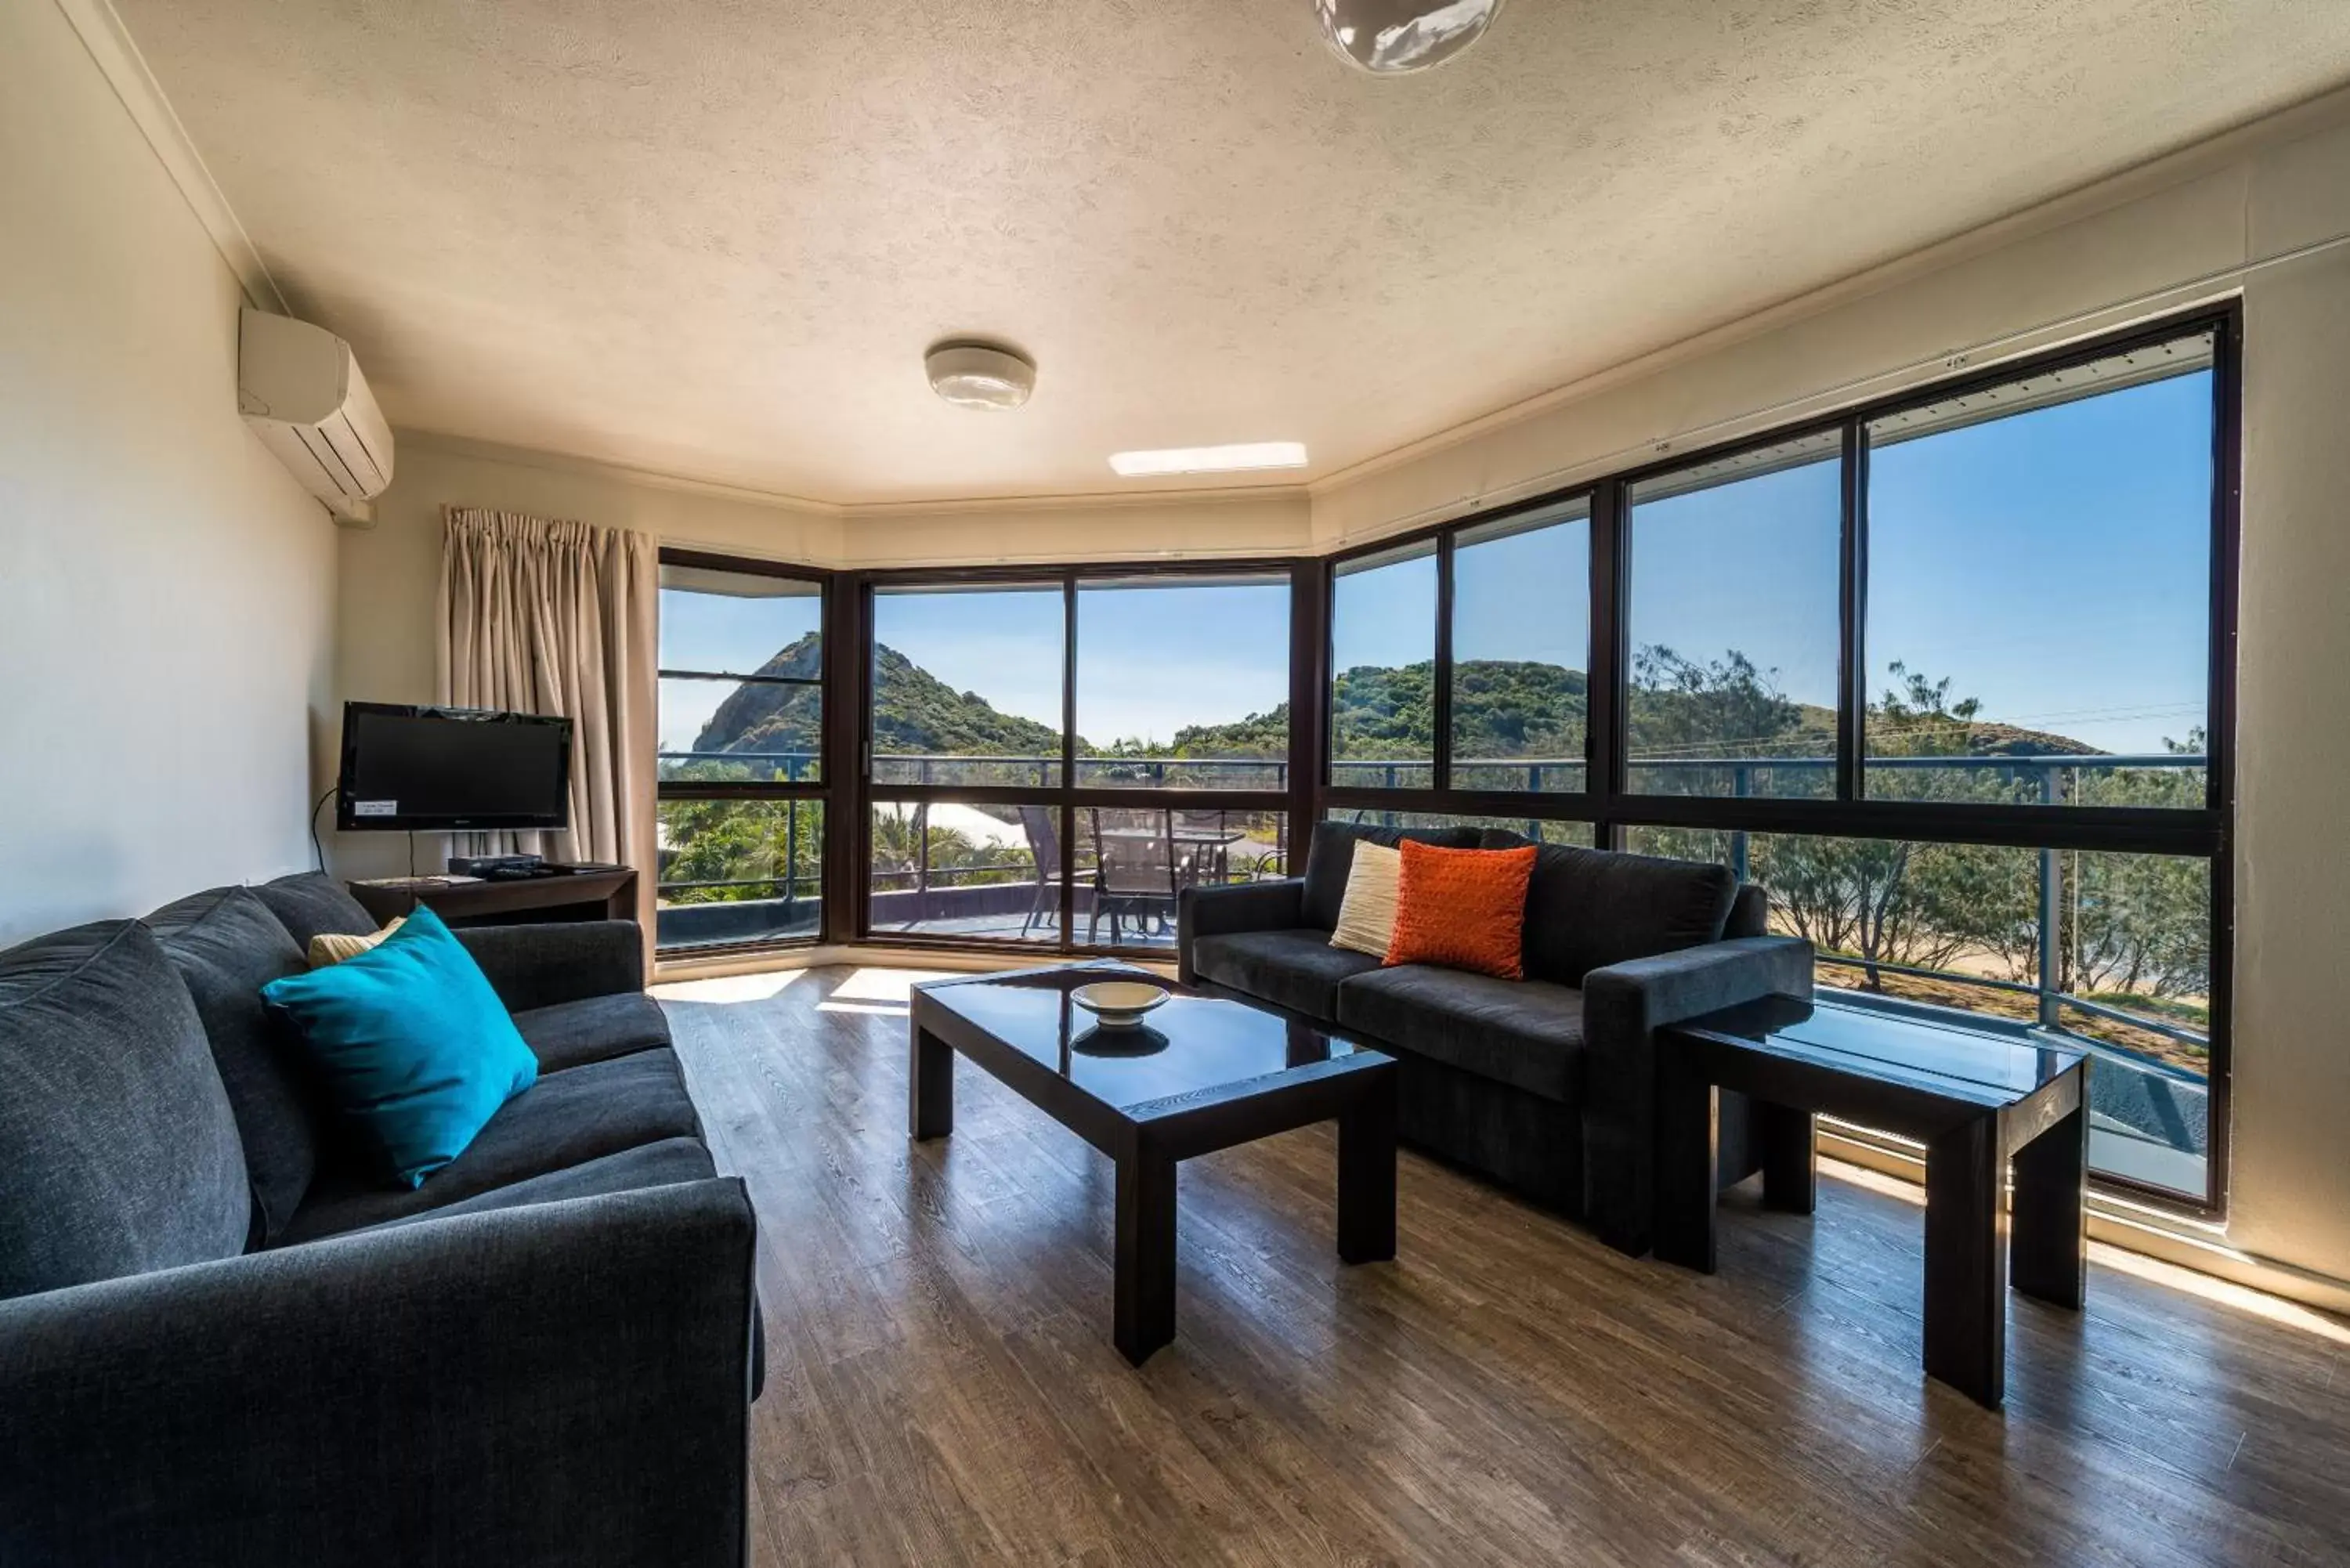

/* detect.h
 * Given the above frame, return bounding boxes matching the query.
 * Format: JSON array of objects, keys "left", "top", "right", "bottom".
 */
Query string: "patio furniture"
[
  {"left": 1088, "top": 811, "right": 1183, "bottom": 945},
  {"left": 1018, "top": 805, "right": 1066, "bottom": 938}
]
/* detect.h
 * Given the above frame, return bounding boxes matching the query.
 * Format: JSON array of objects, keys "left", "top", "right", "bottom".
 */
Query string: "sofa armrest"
[
  {"left": 457, "top": 919, "right": 645, "bottom": 1011},
  {"left": 0, "top": 1179, "right": 757, "bottom": 1568},
  {"left": 1579, "top": 936, "right": 1815, "bottom": 1255},
  {"left": 1177, "top": 879, "right": 1307, "bottom": 982}
]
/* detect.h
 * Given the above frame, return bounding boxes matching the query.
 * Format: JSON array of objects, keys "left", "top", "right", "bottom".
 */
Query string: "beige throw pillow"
[
  {"left": 1329, "top": 842, "right": 1403, "bottom": 958},
  {"left": 307, "top": 916, "right": 405, "bottom": 968}
]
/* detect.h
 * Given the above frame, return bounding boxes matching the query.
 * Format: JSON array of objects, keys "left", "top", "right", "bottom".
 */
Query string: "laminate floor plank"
[{"left": 658, "top": 966, "right": 2349, "bottom": 1568}]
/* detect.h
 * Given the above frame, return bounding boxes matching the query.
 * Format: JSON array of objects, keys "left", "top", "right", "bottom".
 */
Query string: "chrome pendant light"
[{"left": 1314, "top": 0, "right": 1505, "bottom": 74}]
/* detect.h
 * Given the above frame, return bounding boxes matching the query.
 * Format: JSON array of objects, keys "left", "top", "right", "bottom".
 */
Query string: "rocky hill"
[{"left": 691, "top": 640, "right": 2098, "bottom": 768}]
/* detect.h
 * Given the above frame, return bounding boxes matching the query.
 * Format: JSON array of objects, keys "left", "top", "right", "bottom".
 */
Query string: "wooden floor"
[{"left": 658, "top": 965, "right": 2350, "bottom": 1568}]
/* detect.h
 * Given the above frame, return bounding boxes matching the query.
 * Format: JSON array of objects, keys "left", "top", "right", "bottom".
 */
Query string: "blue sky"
[{"left": 660, "top": 370, "right": 2214, "bottom": 757}]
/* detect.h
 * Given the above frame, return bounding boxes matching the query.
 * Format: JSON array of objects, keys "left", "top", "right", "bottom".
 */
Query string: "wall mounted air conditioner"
[{"left": 237, "top": 308, "right": 394, "bottom": 525}]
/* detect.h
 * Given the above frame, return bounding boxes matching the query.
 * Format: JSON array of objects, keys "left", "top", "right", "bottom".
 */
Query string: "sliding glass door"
[{"left": 861, "top": 566, "right": 1298, "bottom": 954}]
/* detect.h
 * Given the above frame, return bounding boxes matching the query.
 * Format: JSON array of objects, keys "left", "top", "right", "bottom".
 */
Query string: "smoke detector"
[{"left": 925, "top": 340, "right": 1036, "bottom": 410}]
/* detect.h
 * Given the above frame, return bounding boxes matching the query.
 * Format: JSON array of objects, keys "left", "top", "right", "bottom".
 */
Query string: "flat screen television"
[{"left": 336, "top": 703, "right": 573, "bottom": 833}]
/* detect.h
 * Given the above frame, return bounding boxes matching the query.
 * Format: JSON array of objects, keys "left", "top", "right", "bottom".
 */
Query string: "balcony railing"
[{"left": 656, "top": 746, "right": 2211, "bottom": 1061}]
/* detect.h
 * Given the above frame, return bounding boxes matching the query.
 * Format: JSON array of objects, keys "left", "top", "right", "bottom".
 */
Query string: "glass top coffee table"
[{"left": 909, "top": 962, "right": 1397, "bottom": 1364}]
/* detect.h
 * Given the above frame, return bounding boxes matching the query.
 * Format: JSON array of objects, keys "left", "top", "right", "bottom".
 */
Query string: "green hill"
[
  {"left": 688, "top": 637, "right": 2098, "bottom": 775},
  {"left": 690, "top": 634, "right": 1061, "bottom": 770}
]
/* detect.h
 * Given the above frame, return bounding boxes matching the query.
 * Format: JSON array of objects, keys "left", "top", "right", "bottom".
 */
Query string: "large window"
[
  {"left": 1864, "top": 333, "right": 2216, "bottom": 809},
  {"left": 1626, "top": 429, "right": 1842, "bottom": 798},
  {"left": 1329, "top": 540, "right": 1437, "bottom": 789},
  {"left": 1076, "top": 574, "right": 1289, "bottom": 789},
  {"left": 871, "top": 583, "right": 1065, "bottom": 787},
  {"left": 655, "top": 556, "right": 828, "bottom": 951},
  {"left": 1451, "top": 501, "right": 1590, "bottom": 793},
  {"left": 1317, "top": 309, "right": 2233, "bottom": 1209},
  {"left": 862, "top": 567, "right": 1298, "bottom": 956}
]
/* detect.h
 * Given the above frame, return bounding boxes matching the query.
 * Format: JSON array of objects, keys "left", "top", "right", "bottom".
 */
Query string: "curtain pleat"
[{"left": 434, "top": 508, "right": 658, "bottom": 936}]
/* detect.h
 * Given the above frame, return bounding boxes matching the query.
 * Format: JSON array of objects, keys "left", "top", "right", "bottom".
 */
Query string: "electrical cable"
[{"left": 308, "top": 786, "right": 336, "bottom": 872}]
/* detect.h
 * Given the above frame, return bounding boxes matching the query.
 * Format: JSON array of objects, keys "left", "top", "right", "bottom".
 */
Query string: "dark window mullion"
[
  {"left": 1837, "top": 419, "right": 1867, "bottom": 803},
  {"left": 1060, "top": 573, "right": 1079, "bottom": 950},
  {"left": 1432, "top": 529, "right": 1455, "bottom": 792},
  {"left": 1590, "top": 478, "right": 1626, "bottom": 844}
]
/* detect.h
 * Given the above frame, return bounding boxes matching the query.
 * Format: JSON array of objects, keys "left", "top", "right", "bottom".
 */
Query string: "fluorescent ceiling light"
[{"left": 1108, "top": 442, "right": 1308, "bottom": 477}]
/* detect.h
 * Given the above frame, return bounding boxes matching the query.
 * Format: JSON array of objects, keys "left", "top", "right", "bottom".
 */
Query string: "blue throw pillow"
[{"left": 261, "top": 905, "right": 537, "bottom": 1188}]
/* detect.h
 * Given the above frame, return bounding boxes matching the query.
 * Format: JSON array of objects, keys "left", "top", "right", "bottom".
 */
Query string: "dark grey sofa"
[
  {"left": 1179, "top": 824, "right": 1814, "bottom": 1254},
  {"left": 0, "top": 872, "right": 758, "bottom": 1568}
]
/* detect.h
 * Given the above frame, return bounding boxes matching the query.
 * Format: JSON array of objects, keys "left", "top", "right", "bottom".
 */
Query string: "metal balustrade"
[{"left": 655, "top": 747, "right": 2211, "bottom": 1067}]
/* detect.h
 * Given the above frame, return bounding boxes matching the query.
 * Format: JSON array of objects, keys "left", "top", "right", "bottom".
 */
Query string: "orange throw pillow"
[{"left": 1384, "top": 840, "right": 1538, "bottom": 979}]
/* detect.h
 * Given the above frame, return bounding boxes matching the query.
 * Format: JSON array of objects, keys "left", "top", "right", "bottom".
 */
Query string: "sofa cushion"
[
  {"left": 1387, "top": 840, "right": 1538, "bottom": 979},
  {"left": 514, "top": 992, "right": 673, "bottom": 1073},
  {"left": 0, "top": 922, "right": 251, "bottom": 1300},
  {"left": 1190, "top": 929, "right": 1383, "bottom": 1020},
  {"left": 1335, "top": 964, "right": 1585, "bottom": 1102},
  {"left": 252, "top": 870, "right": 378, "bottom": 950},
  {"left": 1480, "top": 833, "right": 1737, "bottom": 985},
  {"left": 145, "top": 887, "right": 324, "bottom": 1245},
  {"left": 1299, "top": 822, "right": 1480, "bottom": 932},
  {"left": 276, "top": 1046, "right": 705, "bottom": 1243},
  {"left": 364, "top": 1136, "right": 717, "bottom": 1229},
  {"left": 1725, "top": 883, "right": 1770, "bottom": 939},
  {"left": 261, "top": 905, "right": 539, "bottom": 1190}
]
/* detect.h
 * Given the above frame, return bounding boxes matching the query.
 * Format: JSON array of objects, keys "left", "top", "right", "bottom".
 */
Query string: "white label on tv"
[{"left": 352, "top": 800, "right": 397, "bottom": 818}]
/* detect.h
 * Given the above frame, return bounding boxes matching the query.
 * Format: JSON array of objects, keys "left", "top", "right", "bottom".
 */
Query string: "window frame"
[
  {"left": 1318, "top": 302, "right": 2240, "bottom": 1215},
  {"left": 848, "top": 558, "right": 1316, "bottom": 959},
  {"left": 653, "top": 547, "right": 834, "bottom": 955}
]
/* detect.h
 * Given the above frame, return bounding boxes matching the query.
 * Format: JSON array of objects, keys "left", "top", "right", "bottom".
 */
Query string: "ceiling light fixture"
[
  {"left": 925, "top": 340, "right": 1036, "bottom": 410},
  {"left": 1108, "top": 442, "right": 1310, "bottom": 478},
  {"left": 1314, "top": 0, "right": 1505, "bottom": 74}
]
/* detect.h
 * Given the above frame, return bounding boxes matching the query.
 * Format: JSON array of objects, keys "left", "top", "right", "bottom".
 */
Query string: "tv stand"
[{"left": 347, "top": 865, "right": 638, "bottom": 930}]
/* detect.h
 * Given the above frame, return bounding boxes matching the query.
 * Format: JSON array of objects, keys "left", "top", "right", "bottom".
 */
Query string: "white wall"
[{"left": 0, "top": 0, "right": 337, "bottom": 945}]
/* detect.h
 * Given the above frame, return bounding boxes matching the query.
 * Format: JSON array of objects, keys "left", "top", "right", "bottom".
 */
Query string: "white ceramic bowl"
[{"left": 1069, "top": 981, "right": 1170, "bottom": 1028}]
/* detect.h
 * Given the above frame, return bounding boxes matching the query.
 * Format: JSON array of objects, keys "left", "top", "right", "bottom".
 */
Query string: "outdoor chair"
[
  {"left": 1087, "top": 810, "right": 1183, "bottom": 945},
  {"left": 1018, "top": 805, "right": 1065, "bottom": 938}
]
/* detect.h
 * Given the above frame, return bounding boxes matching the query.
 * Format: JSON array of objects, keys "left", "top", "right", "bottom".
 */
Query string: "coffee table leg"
[
  {"left": 1924, "top": 1116, "right": 2005, "bottom": 1407},
  {"left": 1337, "top": 1071, "right": 1397, "bottom": 1264},
  {"left": 1654, "top": 1042, "right": 1719, "bottom": 1272},
  {"left": 909, "top": 1023, "right": 953, "bottom": 1140},
  {"left": 1759, "top": 1102, "right": 1817, "bottom": 1214},
  {"left": 2011, "top": 1102, "right": 2087, "bottom": 1310},
  {"left": 1114, "top": 1146, "right": 1177, "bottom": 1365}
]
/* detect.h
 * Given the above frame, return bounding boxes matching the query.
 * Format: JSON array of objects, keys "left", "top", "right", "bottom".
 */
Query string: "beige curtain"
[{"left": 436, "top": 508, "right": 658, "bottom": 930}]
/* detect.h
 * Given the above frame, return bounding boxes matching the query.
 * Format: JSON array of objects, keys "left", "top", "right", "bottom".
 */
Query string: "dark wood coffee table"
[
  {"left": 1654, "top": 995, "right": 2089, "bottom": 1408},
  {"left": 909, "top": 963, "right": 1397, "bottom": 1364}
]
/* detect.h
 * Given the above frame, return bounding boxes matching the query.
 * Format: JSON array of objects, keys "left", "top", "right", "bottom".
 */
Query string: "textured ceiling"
[{"left": 116, "top": 0, "right": 2350, "bottom": 505}]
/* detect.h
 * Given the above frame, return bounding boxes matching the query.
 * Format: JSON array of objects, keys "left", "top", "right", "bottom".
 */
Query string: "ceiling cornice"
[
  {"left": 396, "top": 428, "right": 1311, "bottom": 522},
  {"left": 52, "top": 0, "right": 286, "bottom": 313}
]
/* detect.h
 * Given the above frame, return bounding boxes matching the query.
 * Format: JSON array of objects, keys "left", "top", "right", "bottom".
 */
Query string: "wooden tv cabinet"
[{"left": 347, "top": 865, "right": 637, "bottom": 930}]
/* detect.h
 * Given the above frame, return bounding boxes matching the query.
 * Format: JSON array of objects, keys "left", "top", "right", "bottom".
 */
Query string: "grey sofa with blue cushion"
[
  {"left": 1179, "top": 823, "right": 1815, "bottom": 1255},
  {"left": 0, "top": 872, "right": 759, "bottom": 1568}
]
